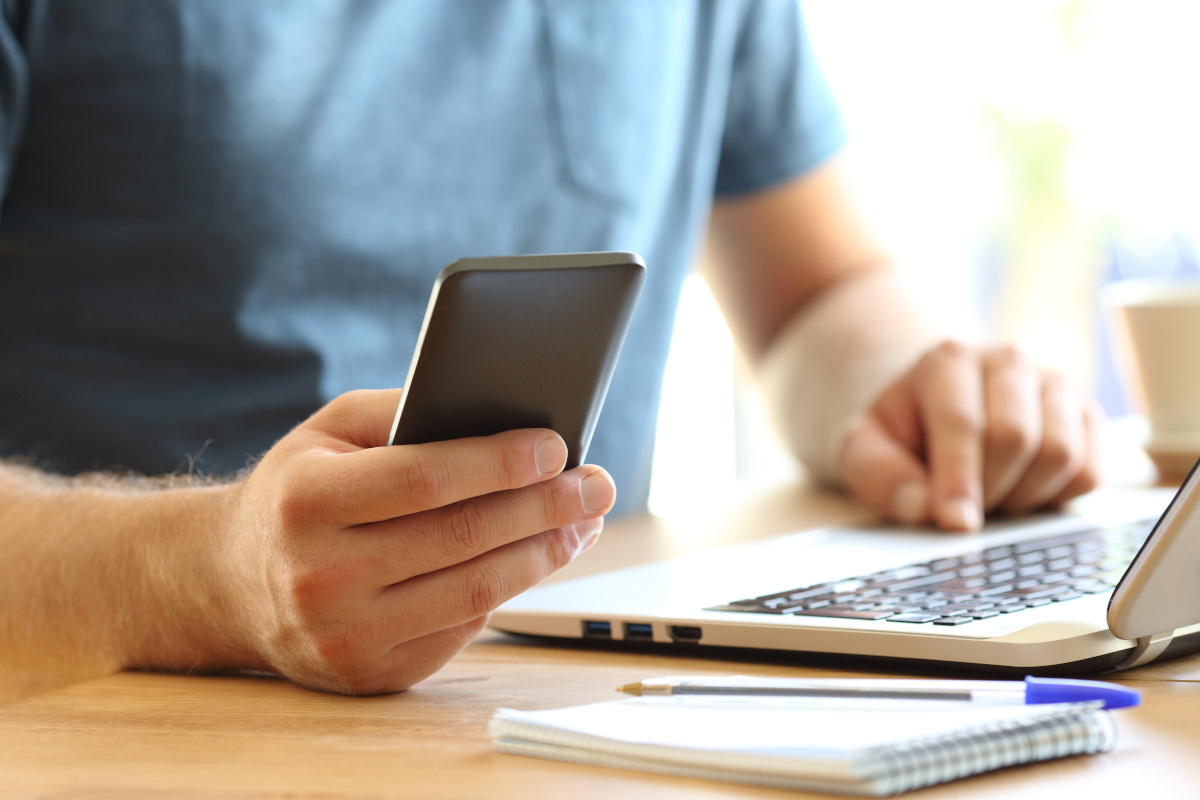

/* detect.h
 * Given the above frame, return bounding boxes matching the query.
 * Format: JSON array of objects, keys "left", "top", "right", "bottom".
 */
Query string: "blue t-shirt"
[{"left": 0, "top": 0, "right": 845, "bottom": 516}]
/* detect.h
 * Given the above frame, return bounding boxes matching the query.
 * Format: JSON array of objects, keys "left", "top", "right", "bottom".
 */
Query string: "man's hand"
[
  {"left": 707, "top": 159, "right": 1102, "bottom": 532},
  {"left": 202, "top": 388, "right": 615, "bottom": 694},
  {"left": 0, "top": 388, "right": 614, "bottom": 701},
  {"left": 838, "top": 342, "right": 1100, "bottom": 530}
]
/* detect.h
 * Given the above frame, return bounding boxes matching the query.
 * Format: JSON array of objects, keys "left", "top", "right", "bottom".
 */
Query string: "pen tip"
[{"left": 617, "top": 683, "right": 642, "bottom": 696}]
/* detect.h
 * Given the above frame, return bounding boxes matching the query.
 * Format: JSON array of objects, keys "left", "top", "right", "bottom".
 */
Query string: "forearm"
[
  {"left": 0, "top": 464, "right": 251, "bottom": 702},
  {"left": 756, "top": 269, "right": 949, "bottom": 483}
]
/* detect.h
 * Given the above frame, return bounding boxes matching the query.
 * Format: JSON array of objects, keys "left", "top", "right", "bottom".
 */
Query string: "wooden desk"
[{"left": 3, "top": 484, "right": 1198, "bottom": 799}]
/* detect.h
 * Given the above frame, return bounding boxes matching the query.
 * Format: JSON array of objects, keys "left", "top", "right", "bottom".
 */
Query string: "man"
[{"left": 0, "top": 1, "right": 1097, "bottom": 701}]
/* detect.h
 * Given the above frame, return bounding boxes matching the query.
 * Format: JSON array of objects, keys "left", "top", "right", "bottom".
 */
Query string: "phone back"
[{"left": 388, "top": 252, "right": 645, "bottom": 469}]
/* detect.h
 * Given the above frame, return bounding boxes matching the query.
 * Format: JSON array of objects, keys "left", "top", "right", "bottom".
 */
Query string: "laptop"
[{"left": 491, "top": 464, "right": 1200, "bottom": 674}]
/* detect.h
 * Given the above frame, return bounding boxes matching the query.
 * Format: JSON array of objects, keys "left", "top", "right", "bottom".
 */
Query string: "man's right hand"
[
  {"left": 0, "top": 388, "right": 614, "bottom": 701},
  {"left": 201, "top": 388, "right": 615, "bottom": 695}
]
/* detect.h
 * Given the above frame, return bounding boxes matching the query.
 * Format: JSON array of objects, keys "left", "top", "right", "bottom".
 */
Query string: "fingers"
[
  {"left": 1045, "top": 400, "right": 1101, "bottom": 508},
  {"left": 303, "top": 513, "right": 593, "bottom": 692},
  {"left": 376, "top": 522, "right": 600, "bottom": 646},
  {"left": 293, "top": 428, "right": 572, "bottom": 527},
  {"left": 846, "top": 341, "right": 1101, "bottom": 532},
  {"left": 839, "top": 413, "right": 933, "bottom": 526},
  {"left": 295, "top": 521, "right": 603, "bottom": 689},
  {"left": 366, "top": 616, "right": 494, "bottom": 694},
  {"left": 980, "top": 346, "right": 1042, "bottom": 511},
  {"left": 999, "top": 375, "right": 1093, "bottom": 514},
  {"left": 348, "top": 466, "right": 614, "bottom": 588},
  {"left": 915, "top": 342, "right": 985, "bottom": 531},
  {"left": 294, "top": 615, "right": 493, "bottom": 696},
  {"left": 262, "top": 510, "right": 606, "bottom": 694}
]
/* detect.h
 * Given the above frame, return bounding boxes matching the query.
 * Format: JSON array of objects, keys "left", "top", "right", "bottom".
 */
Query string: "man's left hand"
[{"left": 837, "top": 341, "right": 1101, "bottom": 531}]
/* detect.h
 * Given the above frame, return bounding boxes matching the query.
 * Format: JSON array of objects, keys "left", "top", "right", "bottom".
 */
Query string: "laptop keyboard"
[{"left": 707, "top": 519, "right": 1153, "bottom": 626}]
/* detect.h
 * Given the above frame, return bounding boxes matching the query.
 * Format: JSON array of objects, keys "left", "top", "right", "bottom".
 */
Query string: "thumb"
[{"left": 838, "top": 414, "right": 933, "bottom": 526}]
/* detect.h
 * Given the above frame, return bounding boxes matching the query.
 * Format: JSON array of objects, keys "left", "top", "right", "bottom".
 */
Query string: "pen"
[{"left": 617, "top": 675, "right": 1141, "bottom": 709}]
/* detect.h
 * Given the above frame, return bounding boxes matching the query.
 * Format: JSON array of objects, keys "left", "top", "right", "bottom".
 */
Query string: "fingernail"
[
  {"left": 891, "top": 480, "right": 929, "bottom": 525},
  {"left": 535, "top": 436, "right": 567, "bottom": 475},
  {"left": 575, "top": 517, "right": 604, "bottom": 554},
  {"left": 580, "top": 471, "right": 615, "bottom": 514},
  {"left": 942, "top": 496, "right": 982, "bottom": 531}
]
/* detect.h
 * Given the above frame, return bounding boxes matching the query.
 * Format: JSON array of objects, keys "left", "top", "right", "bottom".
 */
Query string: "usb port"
[
  {"left": 624, "top": 623, "right": 654, "bottom": 642},
  {"left": 668, "top": 625, "right": 702, "bottom": 643},
  {"left": 583, "top": 620, "right": 612, "bottom": 639}
]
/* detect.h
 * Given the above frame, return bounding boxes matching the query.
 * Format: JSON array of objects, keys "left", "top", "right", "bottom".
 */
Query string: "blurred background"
[{"left": 649, "top": 0, "right": 1200, "bottom": 517}]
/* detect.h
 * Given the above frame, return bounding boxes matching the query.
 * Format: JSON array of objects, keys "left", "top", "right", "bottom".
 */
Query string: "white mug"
[{"left": 1105, "top": 278, "right": 1200, "bottom": 479}]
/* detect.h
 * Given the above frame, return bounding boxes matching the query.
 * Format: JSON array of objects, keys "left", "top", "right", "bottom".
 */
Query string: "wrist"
[
  {"left": 756, "top": 270, "right": 946, "bottom": 484},
  {"left": 117, "top": 481, "right": 270, "bottom": 673}
]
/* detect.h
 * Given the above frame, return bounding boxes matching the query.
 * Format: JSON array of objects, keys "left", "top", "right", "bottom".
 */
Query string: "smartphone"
[{"left": 388, "top": 252, "right": 646, "bottom": 469}]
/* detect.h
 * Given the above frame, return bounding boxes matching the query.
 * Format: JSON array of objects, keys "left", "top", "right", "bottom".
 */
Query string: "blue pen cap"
[{"left": 1024, "top": 676, "right": 1141, "bottom": 709}]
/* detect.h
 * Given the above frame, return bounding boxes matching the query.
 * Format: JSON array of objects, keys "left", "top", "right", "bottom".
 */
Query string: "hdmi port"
[{"left": 668, "top": 625, "right": 702, "bottom": 643}]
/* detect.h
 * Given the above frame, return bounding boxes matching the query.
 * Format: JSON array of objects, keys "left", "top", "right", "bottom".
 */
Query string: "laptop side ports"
[
  {"left": 668, "top": 625, "right": 702, "bottom": 643},
  {"left": 624, "top": 622, "right": 654, "bottom": 642},
  {"left": 582, "top": 620, "right": 613, "bottom": 639}
]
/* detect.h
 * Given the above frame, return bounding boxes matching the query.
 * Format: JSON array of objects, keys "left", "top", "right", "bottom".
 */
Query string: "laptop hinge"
[{"left": 1115, "top": 629, "right": 1176, "bottom": 670}]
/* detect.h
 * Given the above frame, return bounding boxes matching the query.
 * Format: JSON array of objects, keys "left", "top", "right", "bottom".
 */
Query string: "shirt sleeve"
[
  {"left": 0, "top": 2, "right": 28, "bottom": 203},
  {"left": 714, "top": 0, "right": 847, "bottom": 197}
]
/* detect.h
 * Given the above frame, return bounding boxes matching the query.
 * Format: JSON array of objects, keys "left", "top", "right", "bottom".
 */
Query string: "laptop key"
[
  {"left": 939, "top": 578, "right": 987, "bottom": 590},
  {"left": 785, "top": 587, "right": 834, "bottom": 602},
  {"left": 871, "top": 594, "right": 914, "bottom": 605},
  {"left": 968, "top": 609, "right": 1001, "bottom": 619},
  {"left": 791, "top": 607, "right": 896, "bottom": 620},
  {"left": 872, "top": 565, "right": 932, "bottom": 582},
  {"left": 877, "top": 571, "right": 959, "bottom": 592},
  {"left": 706, "top": 604, "right": 770, "bottom": 613},
  {"left": 1016, "top": 587, "right": 1062, "bottom": 601},
  {"left": 886, "top": 612, "right": 943, "bottom": 624},
  {"left": 826, "top": 602, "right": 879, "bottom": 612},
  {"left": 933, "top": 615, "right": 975, "bottom": 626},
  {"left": 938, "top": 602, "right": 993, "bottom": 613}
]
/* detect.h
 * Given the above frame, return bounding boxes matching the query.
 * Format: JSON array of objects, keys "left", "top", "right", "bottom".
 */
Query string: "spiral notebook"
[{"left": 489, "top": 695, "right": 1116, "bottom": 796}]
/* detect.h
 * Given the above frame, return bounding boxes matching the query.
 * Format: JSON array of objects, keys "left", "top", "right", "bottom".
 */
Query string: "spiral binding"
[{"left": 866, "top": 705, "right": 1116, "bottom": 796}]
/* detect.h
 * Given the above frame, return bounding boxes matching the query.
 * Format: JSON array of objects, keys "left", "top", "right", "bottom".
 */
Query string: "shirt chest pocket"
[{"left": 537, "top": 0, "right": 688, "bottom": 211}]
